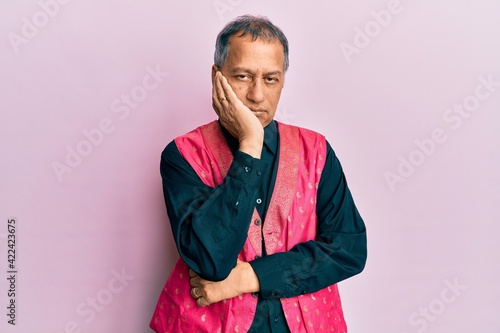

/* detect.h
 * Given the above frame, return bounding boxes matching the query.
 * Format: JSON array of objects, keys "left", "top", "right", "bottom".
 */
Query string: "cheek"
[
  {"left": 227, "top": 81, "right": 247, "bottom": 96},
  {"left": 267, "top": 88, "right": 282, "bottom": 104}
]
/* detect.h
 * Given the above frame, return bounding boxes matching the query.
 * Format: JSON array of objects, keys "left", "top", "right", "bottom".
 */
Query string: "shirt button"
[
  {"left": 254, "top": 219, "right": 262, "bottom": 226},
  {"left": 256, "top": 198, "right": 262, "bottom": 204}
]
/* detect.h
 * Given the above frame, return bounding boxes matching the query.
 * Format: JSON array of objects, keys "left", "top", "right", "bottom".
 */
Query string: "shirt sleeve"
[
  {"left": 249, "top": 141, "right": 367, "bottom": 299},
  {"left": 161, "top": 141, "right": 269, "bottom": 281}
]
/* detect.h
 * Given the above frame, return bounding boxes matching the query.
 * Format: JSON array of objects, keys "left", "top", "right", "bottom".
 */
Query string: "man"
[{"left": 150, "top": 15, "right": 367, "bottom": 333}]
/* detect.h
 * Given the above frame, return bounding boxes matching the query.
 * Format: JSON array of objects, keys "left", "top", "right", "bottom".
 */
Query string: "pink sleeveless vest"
[{"left": 150, "top": 121, "right": 347, "bottom": 333}]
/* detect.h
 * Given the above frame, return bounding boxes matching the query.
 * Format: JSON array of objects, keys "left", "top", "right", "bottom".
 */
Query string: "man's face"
[{"left": 214, "top": 34, "right": 285, "bottom": 127}]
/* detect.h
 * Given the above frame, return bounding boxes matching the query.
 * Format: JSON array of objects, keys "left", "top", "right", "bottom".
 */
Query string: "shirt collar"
[{"left": 219, "top": 119, "right": 278, "bottom": 156}]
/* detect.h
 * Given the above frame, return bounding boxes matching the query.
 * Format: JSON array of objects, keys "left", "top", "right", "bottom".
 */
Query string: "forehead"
[{"left": 226, "top": 34, "right": 285, "bottom": 72}]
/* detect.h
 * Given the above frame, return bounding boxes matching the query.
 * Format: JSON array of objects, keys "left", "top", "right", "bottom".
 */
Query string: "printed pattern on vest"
[{"left": 150, "top": 121, "right": 347, "bottom": 333}]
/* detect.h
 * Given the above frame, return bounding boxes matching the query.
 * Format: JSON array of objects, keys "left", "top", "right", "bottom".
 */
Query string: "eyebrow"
[{"left": 230, "top": 67, "right": 282, "bottom": 76}]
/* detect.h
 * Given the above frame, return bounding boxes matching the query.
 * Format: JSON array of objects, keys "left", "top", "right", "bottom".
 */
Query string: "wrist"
[
  {"left": 238, "top": 262, "right": 260, "bottom": 294},
  {"left": 239, "top": 137, "right": 263, "bottom": 159}
]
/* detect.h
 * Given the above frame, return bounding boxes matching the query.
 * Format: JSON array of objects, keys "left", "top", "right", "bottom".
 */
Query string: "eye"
[
  {"left": 265, "top": 77, "right": 278, "bottom": 83},
  {"left": 236, "top": 75, "right": 250, "bottom": 81}
]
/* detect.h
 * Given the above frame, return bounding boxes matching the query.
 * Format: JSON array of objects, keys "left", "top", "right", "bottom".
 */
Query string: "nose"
[{"left": 246, "top": 79, "right": 265, "bottom": 104}]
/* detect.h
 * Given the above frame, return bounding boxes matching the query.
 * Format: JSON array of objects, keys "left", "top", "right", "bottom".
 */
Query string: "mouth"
[{"left": 250, "top": 109, "right": 266, "bottom": 115}]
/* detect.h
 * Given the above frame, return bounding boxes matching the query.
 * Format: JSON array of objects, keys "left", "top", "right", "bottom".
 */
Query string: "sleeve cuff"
[
  {"left": 227, "top": 151, "right": 269, "bottom": 188},
  {"left": 250, "top": 255, "right": 288, "bottom": 299}
]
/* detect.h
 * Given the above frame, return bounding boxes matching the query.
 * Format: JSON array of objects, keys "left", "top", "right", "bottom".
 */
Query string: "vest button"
[
  {"left": 255, "top": 255, "right": 261, "bottom": 260},
  {"left": 251, "top": 292, "right": 259, "bottom": 298},
  {"left": 254, "top": 219, "right": 262, "bottom": 226}
]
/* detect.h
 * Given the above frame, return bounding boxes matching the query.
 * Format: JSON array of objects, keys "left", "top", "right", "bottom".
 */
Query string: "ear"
[{"left": 211, "top": 65, "right": 219, "bottom": 84}]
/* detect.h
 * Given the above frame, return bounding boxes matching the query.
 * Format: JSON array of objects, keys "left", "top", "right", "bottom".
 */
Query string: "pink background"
[{"left": 1, "top": 1, "right": 499, "bottom": 332}]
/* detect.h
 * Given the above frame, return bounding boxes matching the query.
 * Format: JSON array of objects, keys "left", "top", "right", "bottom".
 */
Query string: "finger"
[
  {"left": 188, "top": 269, "right": 197, "bottom": 278},
  {"left": 214, "top": 72, "right": 228, "bottom": 104},
  {"left": 219, "top": 73, "right": 239, "bottom": 106},
  {"left": 196, "top": 297, "right": 209, "bottom": 307},
  {"left": 212, "top": 75, "right": 222, "bottom": 116},
  {"left": 191, "top": 287, "right": 202, "bottom": 299},
  {"left": 189, "top": 276, "right": 200, "bottom": 287}
]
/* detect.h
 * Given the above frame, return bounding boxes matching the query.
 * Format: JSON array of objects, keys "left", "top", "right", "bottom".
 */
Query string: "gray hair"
[{"left": 214, "top": 15, "right": 289, "bottom": 71}]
